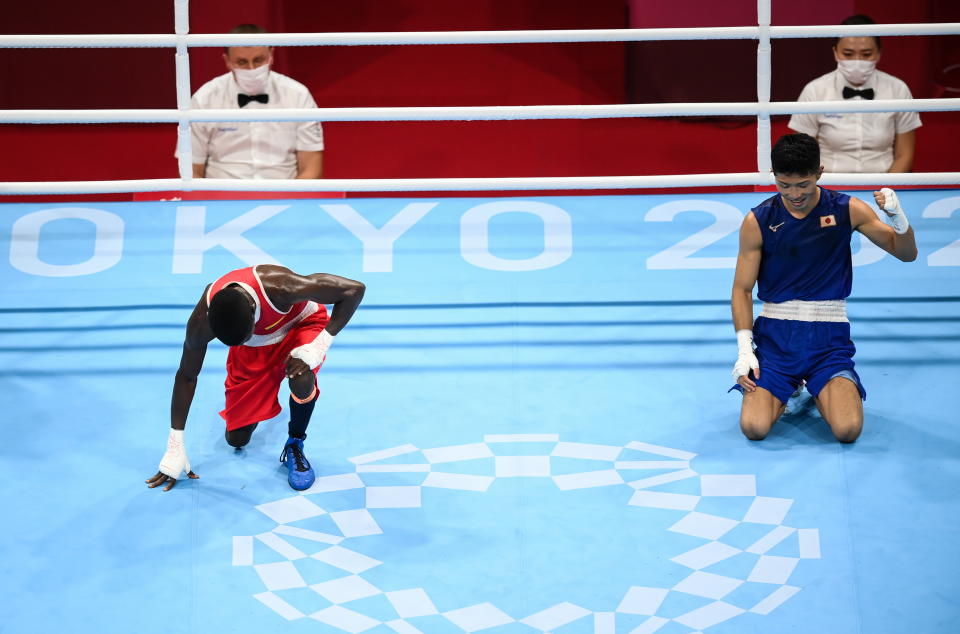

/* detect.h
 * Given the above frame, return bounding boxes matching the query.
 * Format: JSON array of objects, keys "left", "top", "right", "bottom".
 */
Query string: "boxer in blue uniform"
[{"left": 731, "top": 133, "right": 918, "bottom": 442}]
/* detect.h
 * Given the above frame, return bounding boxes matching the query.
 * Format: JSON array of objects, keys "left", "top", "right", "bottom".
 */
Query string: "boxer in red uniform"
[{"left": 146, "top": 265, "right": 364, "bottom": 491}]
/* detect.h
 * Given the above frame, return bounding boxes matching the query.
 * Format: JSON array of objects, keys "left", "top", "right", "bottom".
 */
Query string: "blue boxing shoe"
[{"left": 280, "top": 436, "right": 315, "bottom": 491}]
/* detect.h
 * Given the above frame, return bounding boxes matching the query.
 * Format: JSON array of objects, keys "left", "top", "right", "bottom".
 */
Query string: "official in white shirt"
[
  {"left": 186, "top": 25, "right": 324, "bottom": 180},
  {"left": 788, "top": 15, "right": 920, "bottom": 173}
]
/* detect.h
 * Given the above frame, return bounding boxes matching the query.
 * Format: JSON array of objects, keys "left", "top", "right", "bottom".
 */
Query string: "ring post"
[
  {"left": 756, "top": 0, "right": 772, "bottom": 178},
  {"left": 174, "top": 0, "right": 193, "bottom": 186}
]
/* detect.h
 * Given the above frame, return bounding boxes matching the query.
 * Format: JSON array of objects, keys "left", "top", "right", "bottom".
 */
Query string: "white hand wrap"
[
  {"left": 879, "top": 187, "right": 909, "bottom": 234},
  {"left": 732, "top": 329, "right": 760, "bottom": 381},
  {"left": 289, "top": 329, "right": 334, "bottom": 369},
  {"left": 159, "top": 429, "right": 191, "bottom": 479}
]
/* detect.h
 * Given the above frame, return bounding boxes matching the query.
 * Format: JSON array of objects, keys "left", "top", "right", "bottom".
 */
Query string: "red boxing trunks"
[{"left": 220, "top": 309, "right": 329, "bottom": 430}]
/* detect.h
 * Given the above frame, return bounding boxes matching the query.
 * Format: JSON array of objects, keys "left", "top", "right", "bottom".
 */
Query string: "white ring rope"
[
  {"left": 2, "top": 0, "right": 958, "bottom": 194},
  {"left": 2, "top": 172, "right": 958, "bottom": 196},
  {"left": 3, "top": 99, "right": 958, "bottom": 124},
  {"left": 1, "top": 23, "right": 957, "bottom": 48}
]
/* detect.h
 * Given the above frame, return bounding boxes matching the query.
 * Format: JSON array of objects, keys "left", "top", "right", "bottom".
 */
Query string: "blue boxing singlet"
[{"left": 751, "top": 188, "right": 853, "bottom": 303}]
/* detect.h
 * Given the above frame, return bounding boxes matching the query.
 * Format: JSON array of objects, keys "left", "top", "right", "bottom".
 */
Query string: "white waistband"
[{"left": 760, "top": 299, "right": 848, "bottom": 323}]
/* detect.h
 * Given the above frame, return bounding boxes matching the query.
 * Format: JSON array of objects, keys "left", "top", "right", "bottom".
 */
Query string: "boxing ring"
[{"left": 2, "top": 4, "right": 960, "bottom": 634}]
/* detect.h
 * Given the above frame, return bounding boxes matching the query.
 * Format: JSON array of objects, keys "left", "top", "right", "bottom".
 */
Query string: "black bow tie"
[
  {"left": 238, "top": 93, "right": 269, "bottom": 107},
  {"left": 842, "top": 86, "right": 874, "bottom": 100}
]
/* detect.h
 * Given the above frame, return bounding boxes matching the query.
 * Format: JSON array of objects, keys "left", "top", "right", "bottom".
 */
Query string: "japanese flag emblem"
[{"left": 820, "top": 214, "right": 836, "bottom": 228}]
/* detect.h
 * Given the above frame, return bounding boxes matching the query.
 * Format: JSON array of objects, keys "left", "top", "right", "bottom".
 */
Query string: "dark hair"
[
  {"left": 771, "top": 133, "right": 820, "bottom": 176},
  {"left": 836, "top": 14, "right": 881, "bottom": 49},
  {"left": 225, "top": 24, "right": 268, "bottom": 53},
  {"left": 208, "top": 286, "right": 255, "bottom": 346}
]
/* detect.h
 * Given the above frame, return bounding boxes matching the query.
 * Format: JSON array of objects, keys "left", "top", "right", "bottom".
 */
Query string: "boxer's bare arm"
[
  {"left": 256, "top": 266, "right": 365, "bottom": 377},
  {"left": 146, "top": 289, "right": 214, "bottom": 491},
  {"left": 256, "top": 265, "right": 365, "bottom": 335},
  {"left": 851, "top": 192, "right": 917, "bottom": 262},
  {"left": 172, "top": 288, "right": 216, "bottom": 430}
]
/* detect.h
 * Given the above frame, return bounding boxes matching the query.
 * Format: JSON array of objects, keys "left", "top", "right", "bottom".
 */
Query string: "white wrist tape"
[
  {"left": 159, "top": 429, "right": 191, "bottom": 479},
  {"left": 736, "top": 329, "right": 753, "bottom": 355},
  {"left": 880, "top": 187, "right": 909, "bottom": 234},
  {"left": 289, "top": 329, "right": 334, "bottom": 368},
  {"left": 732, "top": 329, "right": 760, "bottom": 381}
]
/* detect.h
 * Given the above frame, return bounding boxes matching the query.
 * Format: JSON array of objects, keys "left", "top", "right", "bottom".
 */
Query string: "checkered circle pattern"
[{"left": 232, "top": 435, "right": 821, "bottom": 633}]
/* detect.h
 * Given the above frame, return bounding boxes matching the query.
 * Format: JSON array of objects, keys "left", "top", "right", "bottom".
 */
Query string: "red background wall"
[{"left": 1, "top": 0, "right": 957, "bottom": 186}]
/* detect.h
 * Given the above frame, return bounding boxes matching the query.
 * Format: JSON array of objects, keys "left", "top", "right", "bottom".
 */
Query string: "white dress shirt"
[
  {"left": 788, "top": 69, "right": 921, "bottom": 173},
  {"left": 185, "top": 70, "right": 324, "bottom": 179}
]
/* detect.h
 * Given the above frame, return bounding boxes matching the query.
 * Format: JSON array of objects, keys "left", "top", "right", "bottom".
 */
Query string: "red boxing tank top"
[{"left": 206, "top": 266, "right": 324, "bottom": 347}]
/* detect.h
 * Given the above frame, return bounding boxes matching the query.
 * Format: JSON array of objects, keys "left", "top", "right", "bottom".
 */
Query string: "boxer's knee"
[
  {"left": 739, "top": 389, "right": 780, "bottom": 441},
  {"left": 289, "top": 372, "right": 317, "bottom": 402},
  {"left": 740, "top": 415, "right": 772, "bottom": 441},
  {"left": 829, "top": 418, "right": 862, "bottom": 444},
  {"left": 817, "top": 377, "right": 863, "bottom": 443},
  {"left": 225, "top": 422, "right": 258, "bottom": 448}
]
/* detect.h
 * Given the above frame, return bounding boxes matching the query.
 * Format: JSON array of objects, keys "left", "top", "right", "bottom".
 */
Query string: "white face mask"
[
  {"left": 233, "top": 63, "right": 270, "bottom": 94},
  {"left": 836, "top": 59, "right": 876, "bottom": 86}
]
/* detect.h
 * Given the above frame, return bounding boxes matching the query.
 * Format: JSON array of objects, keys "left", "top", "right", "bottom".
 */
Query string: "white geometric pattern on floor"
[{"left": 233, "top": 434, "right": 821, "bottom": 632}]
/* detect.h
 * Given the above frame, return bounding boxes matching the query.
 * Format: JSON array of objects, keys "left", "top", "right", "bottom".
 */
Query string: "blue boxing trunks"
[{"left": 730, "top": 299, "right": 866, "bottom": 404}]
